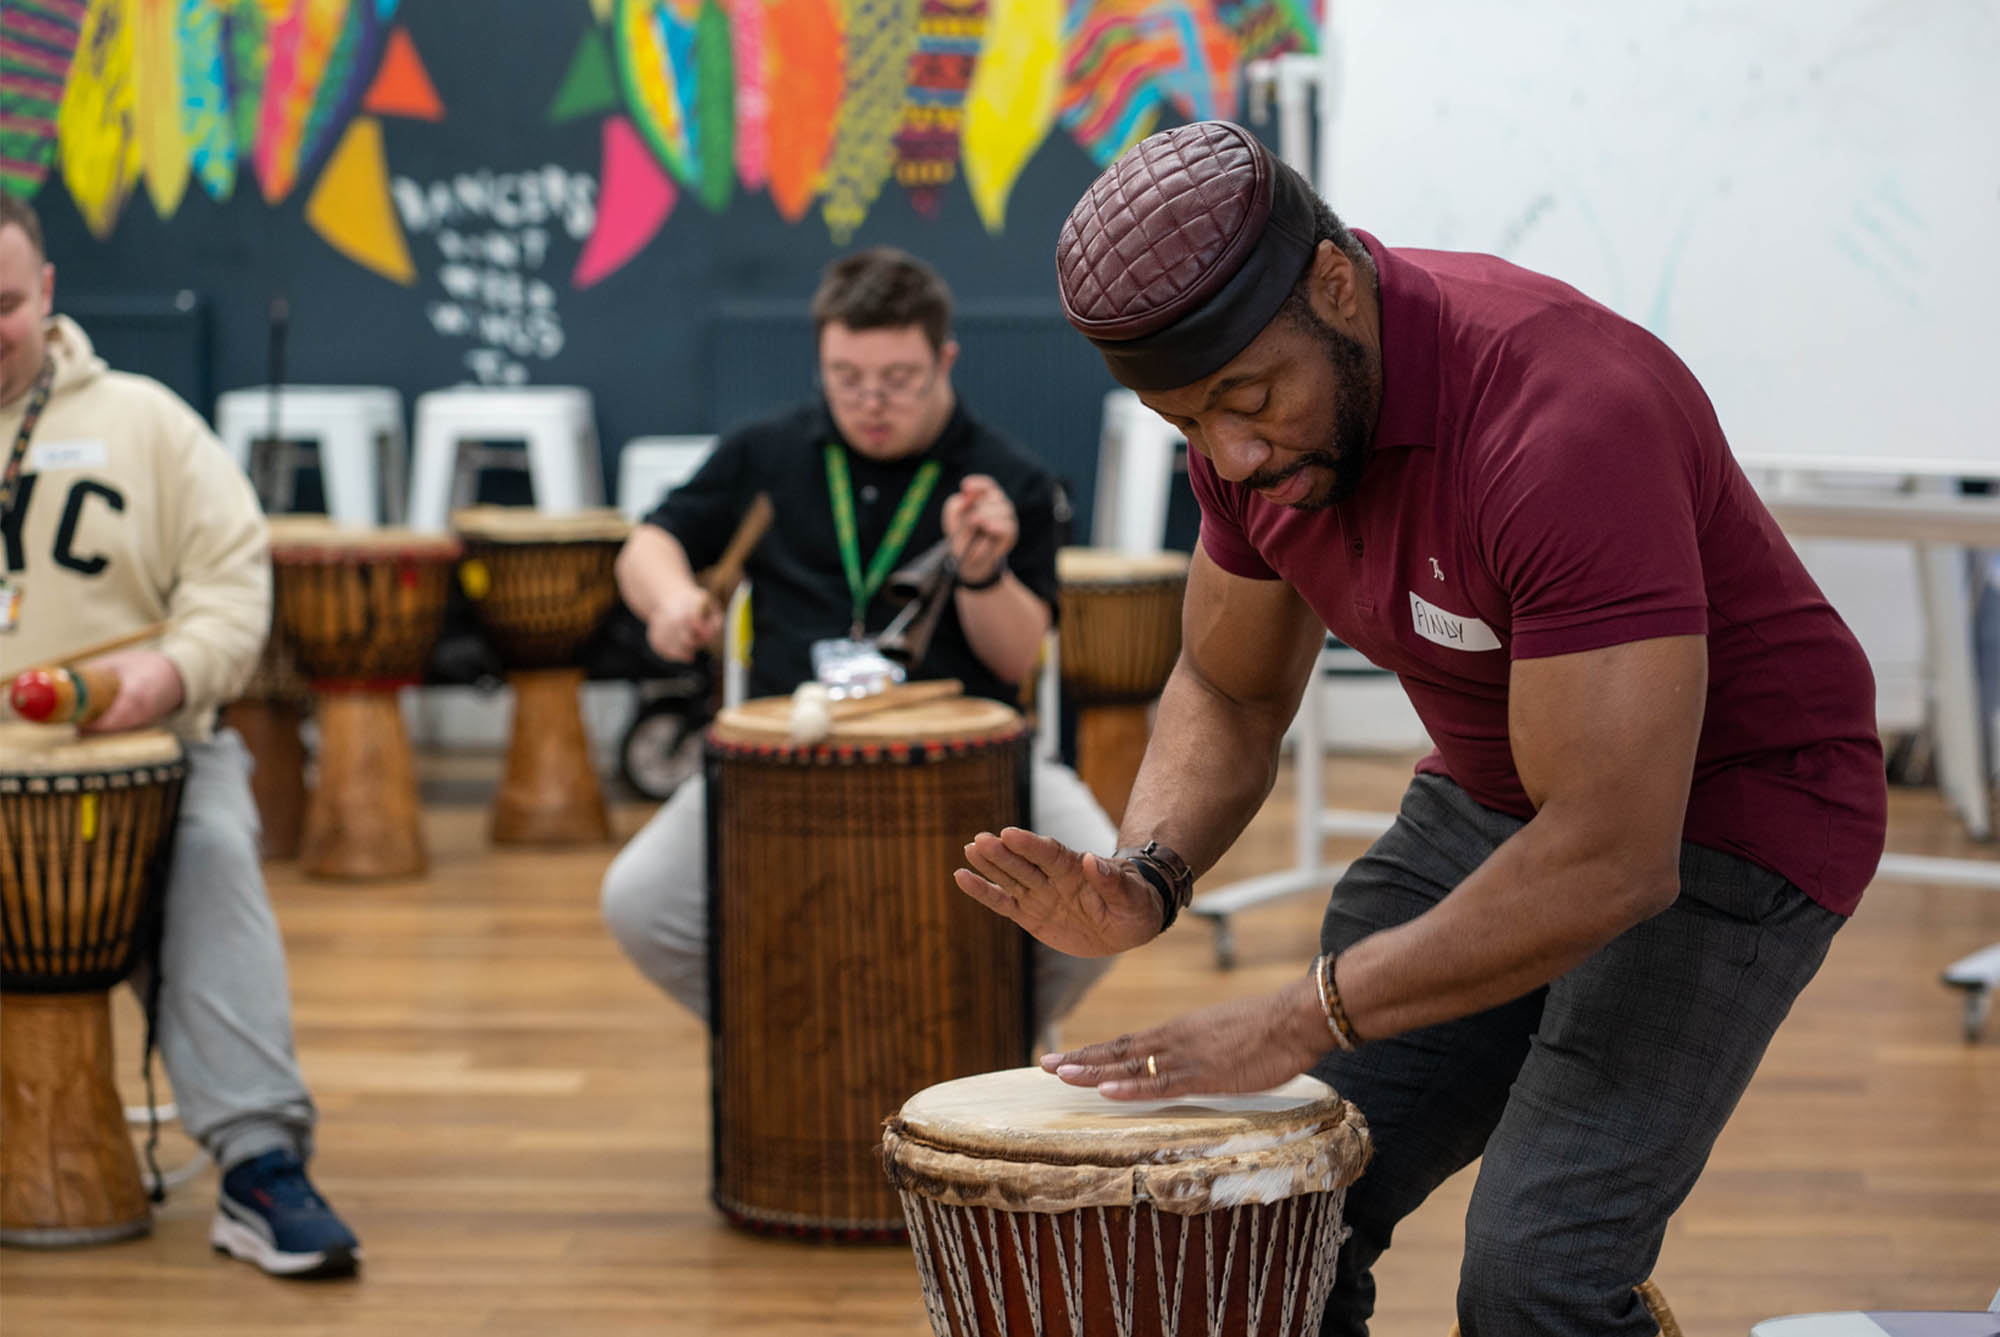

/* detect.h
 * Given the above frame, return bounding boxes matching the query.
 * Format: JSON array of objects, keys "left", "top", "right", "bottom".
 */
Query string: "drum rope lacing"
[{"left": 897, "top": 1183, "right": 1352, "bottom": 1336}]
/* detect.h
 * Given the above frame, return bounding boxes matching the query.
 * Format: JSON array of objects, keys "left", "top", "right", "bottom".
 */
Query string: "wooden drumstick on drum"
[{"left": 789, "top": 678, "right": 964, "bottom": 743}]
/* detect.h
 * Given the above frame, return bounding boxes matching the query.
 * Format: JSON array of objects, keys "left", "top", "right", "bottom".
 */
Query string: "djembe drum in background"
[
  {"left": 1055, "top": 548, "right": 1191, "bottom": 823},
  {"left": 705, "top": 695, "right": 1033, "bottom": 1238},
  {"left": 882, "top": 1067, "right": 1372, "bottom": 1337},
  {"left": 450, "top": 507, "right": 632, "bottom": 845},
  {"left": 267, "top": 522, "right": 460, "bottom": 880},
  {"left": 219, "top": 595, "right": 314, "bottom": 861},
  {"left": 0, "top": 725, "right": 187, "bottom": 1247}
]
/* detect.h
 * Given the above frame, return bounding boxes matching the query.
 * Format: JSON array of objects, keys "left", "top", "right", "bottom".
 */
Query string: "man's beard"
[{"left": 1242, "top": 308, "right": 1374, "bottom": 511}]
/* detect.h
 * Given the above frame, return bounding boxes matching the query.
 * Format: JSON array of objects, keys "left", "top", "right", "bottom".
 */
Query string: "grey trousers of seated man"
[
  {"left": 124, "top": 729, "right": 319, "bottom": 1176},
  {"left": 601, "top": 756, "right": 1118, "bottom": 1033}
]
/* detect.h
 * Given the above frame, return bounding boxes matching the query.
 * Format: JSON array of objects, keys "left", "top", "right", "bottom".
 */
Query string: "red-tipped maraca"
[{"left": 8, "top": 664, "right": 120, "bottom": 726}]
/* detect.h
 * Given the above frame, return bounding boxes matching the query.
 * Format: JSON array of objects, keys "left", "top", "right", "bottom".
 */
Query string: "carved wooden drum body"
[{"left": 0, "top": 725, "right": 187, "bottom": 1247}]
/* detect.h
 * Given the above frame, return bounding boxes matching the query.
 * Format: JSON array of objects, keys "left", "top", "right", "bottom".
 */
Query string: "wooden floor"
[{"left": 3, "top": 747, "right": 1997, "bottom": 1336}]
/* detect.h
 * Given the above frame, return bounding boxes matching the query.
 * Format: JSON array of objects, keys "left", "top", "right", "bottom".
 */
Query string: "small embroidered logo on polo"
[
  {"left": 1428, "top": 557, "right": 1444, "bottom": 581},
  {"left": 1409, "top": 592, "right": 1501, "bottom": 651}
]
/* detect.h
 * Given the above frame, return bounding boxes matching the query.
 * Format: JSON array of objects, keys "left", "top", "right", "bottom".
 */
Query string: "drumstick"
[
  {"left": 17, "top": 620, "right": 169, "bottom": 674},
  {"left": 788, "top": 679, "right": 964, "bottom": 744},
  {"left": 827, "top": 678, "right": 963, "bottom": 721},
  {"left": 9, "top": 663, "right": 121, "bottom": 726},
  {"left": 698, "top": 493, "right": 775, "bottom": 606}
]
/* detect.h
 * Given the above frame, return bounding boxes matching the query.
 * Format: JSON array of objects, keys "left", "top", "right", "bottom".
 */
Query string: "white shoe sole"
[{"left": 210, "top": 1210, "right": 359, "bottom": 1278}]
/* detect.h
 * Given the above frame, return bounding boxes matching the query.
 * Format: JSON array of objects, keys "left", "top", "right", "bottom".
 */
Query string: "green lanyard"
[
  {"left": 1, "top": 357, "right": 56, "bottom": 521},
  {"left": 824, "top": 442, "right": 941, "bottom": 637}
]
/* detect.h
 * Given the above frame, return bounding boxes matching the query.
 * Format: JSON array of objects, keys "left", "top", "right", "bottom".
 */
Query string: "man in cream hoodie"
[{"left": 0, "top": 193, "right": 359, "bottom": 1278}]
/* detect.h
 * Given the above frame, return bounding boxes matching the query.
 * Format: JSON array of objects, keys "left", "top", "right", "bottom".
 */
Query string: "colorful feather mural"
[
  {"left": 891, "top": 0, "right": 982, "bottom": 219},
  {"left": 17, "top": 0, "right": 1311, "bottom": 268},
  {"left": 727, "top": 0, "right": 766, "bottom": 190},
  {"left": 56, "top": 0, "right": 141, "bottom": 237},
  {"left": 255, "top": 0, "right": 346, "bottom": 203},
  {"left": 615, "top": 0, "right": 697, "bottom": 186},
  {"left": 1, "top": 0, "right": 87, "bottom": 198},
  {"left": 132, "top": 0, "right": 190, "bottom": 216},
  {"left": 762, "top": 0, "right": 840, "bottom": 223},
  {"left": 822, "top": 0, "right": 919, "bottom": 242},
  {"left": 222, "top": 0, "right": 268, "bottom": 177},
  {"left": 179, "top": 0, "right": 237, "bottom": 200},
  {"left": 692, "top": 0, "right": 732, "bottom": 210},
  {"left": 958, "top": 0, "right": 1059, "bottom": 233}
]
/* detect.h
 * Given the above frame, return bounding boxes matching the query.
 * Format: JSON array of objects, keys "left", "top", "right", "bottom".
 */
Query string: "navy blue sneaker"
[{"left": 211, "top": 1149, "right": 361, "bottom": 1278}]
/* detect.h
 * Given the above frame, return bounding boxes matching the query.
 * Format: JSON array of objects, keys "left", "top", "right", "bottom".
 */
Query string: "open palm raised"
[{"left": 954, "top": 827, "right": 1164, "bottom": 958}]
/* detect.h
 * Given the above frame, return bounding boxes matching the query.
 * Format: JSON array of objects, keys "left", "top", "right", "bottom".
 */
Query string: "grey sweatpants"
[
  {"left": 601, "top": 756, "right": 1117, "bottom": 1035},
  {"left": 126, "top": 729, "right": 317, "bottom": 1176},
  {"left": 1313, "top": 774, "right": 1847, "bottom": 1336}
]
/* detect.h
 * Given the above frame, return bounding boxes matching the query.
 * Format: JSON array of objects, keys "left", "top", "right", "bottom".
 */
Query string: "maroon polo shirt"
[{"left": 1189, "top": 231, "right": 1887, "bottom": 914}]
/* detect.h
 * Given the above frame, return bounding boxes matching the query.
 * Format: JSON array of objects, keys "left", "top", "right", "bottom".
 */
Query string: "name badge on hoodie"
[
  {"left": 28, "top": 439, "right": 108, "bottom": 471},
  {"left": 1409, "top": 592, "right": 1502, "bottom": 652}
]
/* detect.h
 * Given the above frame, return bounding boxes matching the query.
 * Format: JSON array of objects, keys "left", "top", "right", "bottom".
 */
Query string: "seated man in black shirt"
[{"left": 601, "top": 246, "right": 1115, "bottom": 1037}]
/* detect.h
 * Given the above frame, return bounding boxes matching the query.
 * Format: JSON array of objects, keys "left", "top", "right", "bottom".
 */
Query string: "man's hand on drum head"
[
  {"left": 1040, "top": 974, "right": 1331, "bottom": 1101},
  {"left": 955, "top": 829, "right": 1163, "bottom": 957},
  {"left": 646, "top": 586, "right": 724, "bottom": 663},
  {"left": 78, "top": 650, "right": 184, "bottom": 734}
]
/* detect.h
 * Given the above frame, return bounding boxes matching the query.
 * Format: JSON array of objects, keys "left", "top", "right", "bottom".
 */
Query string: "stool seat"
[
  {"left": 214, "top": 385, "right": 405, "bottom": 526},
  {"left": 616, "top": 435, "right": 716, "bottom": 522},
  {"left": 408, "top": 386, "right": 602, "bottom": 532}
]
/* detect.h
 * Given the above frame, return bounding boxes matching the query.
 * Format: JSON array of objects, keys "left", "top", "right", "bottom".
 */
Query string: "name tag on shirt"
[
  {"left": 1409, "top": 592, "right": 1502, "bottom": 652},
  {"left": 28, "top": 439, "right": 108, "bottom": 471}
]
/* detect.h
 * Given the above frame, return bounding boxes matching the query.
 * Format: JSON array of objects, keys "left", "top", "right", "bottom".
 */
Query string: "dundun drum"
[
  {"left": 706, "top": 696, "right": 1033, "bottom": 1238},
  {"left": 1055, "top": 549, "right": 1190, "bottom": 823},
  {"left": 267, "top": 520, "right": 460, "bottom": 879},
  {"left": 883, "top": 1067, "right": 1372, "bottom": 1337},
  {"left": 0, "top": 725, "right": 187, "bottom": 1246},
  {"left": 450, "top": 506, "right": 632, "bottom": 846}
]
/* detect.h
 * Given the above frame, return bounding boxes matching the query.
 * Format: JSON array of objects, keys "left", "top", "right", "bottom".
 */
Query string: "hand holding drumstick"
[{"left": 639, "top": 495, "right": 773, "bottom": 663}]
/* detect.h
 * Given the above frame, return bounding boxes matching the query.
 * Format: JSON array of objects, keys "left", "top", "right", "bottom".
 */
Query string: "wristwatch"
[{"left": 1115, "top": 841, "right": 1195, "bottom": 933}]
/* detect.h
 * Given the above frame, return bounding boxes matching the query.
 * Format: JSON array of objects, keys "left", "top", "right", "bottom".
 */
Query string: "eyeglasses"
[{"left": 819, "top": 361, "right": 939, "bottom": 407}]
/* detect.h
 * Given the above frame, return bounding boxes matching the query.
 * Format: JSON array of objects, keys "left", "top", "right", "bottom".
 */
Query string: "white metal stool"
[
  {"left": 616, "top": 435, "right": 716, "bottom": 521},
  {"left": 1092, "top": 389, "right": 1185, "bottom": 552},
  {"left": 214, "top": 385, "right": 405, "bottom": 526},
  {"left": 407, "top": 386, "right": 602, "bottom": 533}
]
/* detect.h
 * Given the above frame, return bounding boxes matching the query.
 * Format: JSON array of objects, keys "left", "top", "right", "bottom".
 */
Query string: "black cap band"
[{"left": 1084, "top": 157, "right": 1322, "bottom": 392}]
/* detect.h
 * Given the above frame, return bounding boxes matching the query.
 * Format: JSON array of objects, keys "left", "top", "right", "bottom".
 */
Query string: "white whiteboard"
[{"left": 1325, "top": 1, "right": 2000, "bottom": 473}]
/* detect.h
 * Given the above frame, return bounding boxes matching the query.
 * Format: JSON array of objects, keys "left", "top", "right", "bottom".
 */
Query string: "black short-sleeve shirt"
[{"left": 643, "top": 398, "right": 1061, "bottom": 705}]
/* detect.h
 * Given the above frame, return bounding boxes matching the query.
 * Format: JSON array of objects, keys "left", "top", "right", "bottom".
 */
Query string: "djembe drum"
[
  {"left": 450, "top": 506, "right": 632, "bottom": 845},
  {"left": 0, "top": 725, "right": 187, "bottom": 1246},
  {"left": 220, "top": 583, "right": 314, "bottom": 861},
  {"left": 267, "top": 521, "right": 460, "bottom": 879},
  {"left": 1056, "top": 548, "right": 1190, "bottom": 822},
  {"left": 883, "top": 1067, "right": 1372, "bottom": 1337},
  {"left": 705, "top": 695, "right": 1033, "bottom": 1238}
]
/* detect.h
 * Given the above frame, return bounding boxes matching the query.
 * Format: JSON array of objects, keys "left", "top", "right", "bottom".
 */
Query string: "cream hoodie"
[{"left": 0, "top": 315, "right": 268, "bottom": 742}]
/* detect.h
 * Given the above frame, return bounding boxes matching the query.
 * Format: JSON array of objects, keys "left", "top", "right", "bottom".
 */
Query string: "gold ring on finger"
[{"left": 1146, "top": 1054, "right": 1158, "bottom": 1078}]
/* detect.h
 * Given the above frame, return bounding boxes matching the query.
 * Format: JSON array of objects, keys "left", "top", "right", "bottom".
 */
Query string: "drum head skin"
[
  {"left": 450, "top": 506, "right": 633, "bottom": 544},
  {"left": 883, "top": 1066, "right": 1371, "bottom": 1216},
  {"left": 710, "top": 695, "right": 1024, "bottom": 748},
  {"left": 1057, "top": 548, "right": 1192, "bottom": 585},
  {"left": 0, "top": 723, "right": 184, "bottom": 778}
]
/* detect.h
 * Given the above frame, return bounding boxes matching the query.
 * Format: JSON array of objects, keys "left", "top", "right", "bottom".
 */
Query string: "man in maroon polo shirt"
[{"left": 955, "top": 120, "right": 1887, "bottom": 1334}]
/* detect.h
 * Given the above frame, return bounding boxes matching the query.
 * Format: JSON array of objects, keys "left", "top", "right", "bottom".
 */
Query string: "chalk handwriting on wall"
[{"left": 392, "top": 167, "right": 598, "bottom": 384}]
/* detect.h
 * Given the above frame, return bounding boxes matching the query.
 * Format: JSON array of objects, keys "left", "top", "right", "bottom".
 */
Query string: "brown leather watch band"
[{"left": 1115, "top": 841, "right": 1194, "bottom": 933}]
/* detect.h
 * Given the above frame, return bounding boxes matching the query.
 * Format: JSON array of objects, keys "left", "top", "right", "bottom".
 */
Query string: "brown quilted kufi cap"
[{"left": 1056, "top": 120, "right": 1321, "bottom": 391}]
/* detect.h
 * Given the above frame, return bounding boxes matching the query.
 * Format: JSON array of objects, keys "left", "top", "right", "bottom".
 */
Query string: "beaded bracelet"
[{"left": 1312, "top": 952, "right": 1362, "bottom": 1051}]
